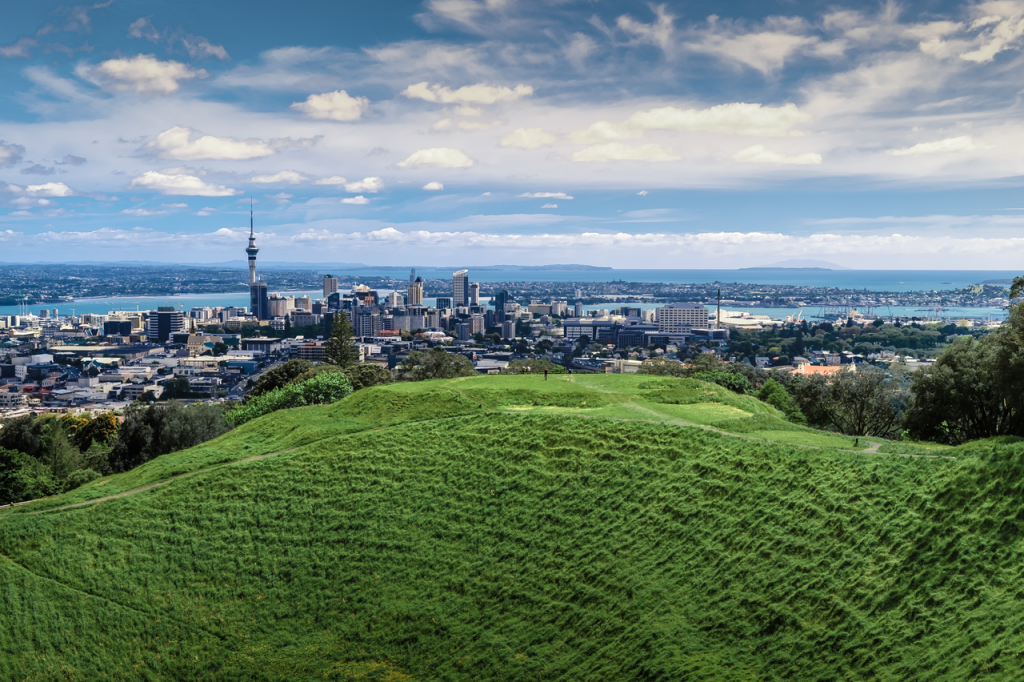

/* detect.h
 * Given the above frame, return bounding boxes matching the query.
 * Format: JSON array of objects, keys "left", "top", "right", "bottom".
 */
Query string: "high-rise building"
[
  {"left": 250, "top": 282, "right": 270, "bottom": 320},
  {"left": 295, "top": 296, "right": 312, "bottom": 312},
  {"left": 574, "top": 302, "right": 583, "bottom": 317},
  {"left": 386, "top": 291, "right": 404, "bottom": 308},
  {"left": 408, "top": 276, "right": 424, "bottom": 306},
  {"left": 469, "top": 282, "right": 480, "bottom": 306},
  {"left": 323, "top": 274, "right": 339, "bottom": 298},
  {"left": 147, "top": 307, "right": 185, "bottom": 343},
  {"left": 502, "top": 320, "right": 516, "bottom": 340},
  {"left": 453, "top": 269, "right": 469, "bottom": 307},
  {"left": 657, "top": 303, "right": 709, "bottom": 333},
  {"left": 434, "top": 296, "right": 453, "bottom": 310},
  {"left": 410, "top": 268, "right": 416, "bottom": 283},
  {"left": 246, "top": 202, "right": 259, "bottom": 286}
]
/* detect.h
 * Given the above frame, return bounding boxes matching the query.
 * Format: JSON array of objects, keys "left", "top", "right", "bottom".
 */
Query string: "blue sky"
[{"left": 2, "top": 0, "right": 1024, "bottom": 268}]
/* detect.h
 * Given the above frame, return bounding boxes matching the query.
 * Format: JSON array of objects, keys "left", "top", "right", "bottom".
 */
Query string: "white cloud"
[
  {"left": 432, "top": 118, "right": 453, "bottom": 131},
  {"left": 24, "top": 182, "right": 74, "bottom": 197},
  {"left": 541, "top": 203, "right": 558, "bottom": 208},
  {"left": 182, "top": 36, "right": 230, "bottom": 61},
  {"left": 130, "top": 170, "right": 238, "bottom": 196},
  {"left": 423, "top": 181, "right": 444, "bottom": 190},
  {"left": 314, "top": 176, "right": 347, "bottom": 186},
  {"left": 563, "top": 32, "right": 598, "bottom": 70},
  {"left": 250, "top": 170, "right": 310, "bottom": 184},
  {"left": 120, "top": 208, "right": 166, "bottom": 216},
  {"left": 959, "top": 3, "right": 1024, "bottom": 62},
  {"left": 398, "top": 148, "right": 474, "bottom": 168},
  {"left": 889, "top": 136, "right": 988, "bottom": 156},
  {"left": 402, "top": 81, "right": 533, "bottom": 104},
  {"left": 637, "top": 190, "right": 649, "bottom": 196},
  {"left": 616, "top": 5, "right": 677, "bottom": 53},
  {"left": 569, "top": 102, "right": 811, "bottom": 144},
  {"left": 76, "top": 54, "right": 207, "bottom": 95},
  {"left": 0, "top": 37, "right": 37, "bottom": 59},
  {"left": 572, "top": 143, "right": 680, "bottom": 162},
  {"left": 290, "top": 90, "right": 369, "bottom": 121},
  {"left": 266, "top": 192, "right": 293, "bottom": 203},
  {"left": 458, "top": 120, "right": 502, "bottom": 131},
  {"left": 500, "top": 127, "right": 557, "bottom": 149},
  {"left": 686, "top": 17, "right": 824, "bottom": 74},
  {"left": 161, "top": 203, "right": 189, "bottom": 208},
  {"left": 345, "top": 177, "right": 384, "bottom": 193},
  {"left": 733, "top": 144, "right": 822, "bottom": 165},
  {"left": 195, "top": 207, "right": 215, "bottom": 216},
  {"left": 142, "top": 126, "right": 318, "bottom": 161},
  {"left": 341, "top": 195, "right": 370, "bottom": 205},
  {"left": 518, "top": 192, "right": 574, "bottom": 200},
  {"left": 0, "top": 141, "right": 25, "bottom": 167}
]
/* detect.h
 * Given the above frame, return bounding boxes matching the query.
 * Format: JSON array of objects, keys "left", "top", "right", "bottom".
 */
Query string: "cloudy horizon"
[{"left": 3, "top": 0, "right": 1024, "bottom": 268}]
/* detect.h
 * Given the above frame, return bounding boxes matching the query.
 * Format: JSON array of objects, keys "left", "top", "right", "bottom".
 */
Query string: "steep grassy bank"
[{"left": 6, "top": 376, "right": 1020, "bottom": 680}]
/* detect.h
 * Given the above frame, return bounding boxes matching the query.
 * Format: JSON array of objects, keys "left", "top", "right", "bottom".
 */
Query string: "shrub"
[
  {"left": 110, "top": 402, "right": 232, "bottom": 472},
  {"left": 227, "top": 371, "right": 353, "bottom": 426},
  {"left": 756, "top": 378, "right": 806, "bottom": 424}
]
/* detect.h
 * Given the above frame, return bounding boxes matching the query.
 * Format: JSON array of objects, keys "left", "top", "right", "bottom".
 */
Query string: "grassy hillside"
[{"left": 5, "top": 374, "right": 1023, "bottom": 680}]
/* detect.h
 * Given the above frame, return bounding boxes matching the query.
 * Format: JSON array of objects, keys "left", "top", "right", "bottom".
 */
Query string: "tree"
[
  {"left": 397, "top": 348, "right": 476, "bottom": 381},
  {"left": 284, "top": 316, "right": 292, "bottom": 336},
  {"left": 212, "top": 342, "right": 229, "bottom": 356},
  {"left": 110, "top": 402, "right": 231, "bottom": 473},
  {"left": 756, "top": 378, "right": 805, "bottom": 423},
  {"left": 43, "top": 422, "right": 78, "bottom": 482},
  {"left": 0, "top": 415, "right": 48, "bottom": 460},
  {"left": 814, "top": 366, "right": 909, "bottom": 438},
  {"left": 904, "top": 334, "right": 1024, "bottom": 444},
  {"left": 161, "top": 376, "right": 192, "bottom": 400},
  {"left": 249, "top": 359, "right": 313, "bottom": 398},
  {"left": 326, "top": 312, "right": 359, "bottom": 368},
  {"left": 501, "top": 358, "right": 567, "bottom": 375},
  {"left": 343, "top": 364, "right": 393, "bottom": 391}
]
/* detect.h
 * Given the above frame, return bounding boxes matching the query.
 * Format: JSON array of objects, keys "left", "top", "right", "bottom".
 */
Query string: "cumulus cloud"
[
  {"left": 57, "top": 154, "right": 87, "bottom": 166},
  {"left": 142, "top": 126, "right": 319, "bottom": 161},
  {"left": 733, "top": 144, "right": 822, "bottom": 165},
  {"left": 402, "top": 81, "right": 533, "bottom": 104},
  {"left": 341, "top": 195, "right": 370, "bottom": 205},
  {"left": 0, "top": 141, "right": 26, "bottom": 167},
  {"left": 130, "top": 170, "right": 238, "bottom": 196},
  {"left": 518, "top": 192, "right": 574, "bottom": 200},
  {"left": 423, "top": 181, "right": 444, "bottom": 190},
  {"left": 572, "top": 143, "right": 680, "bottom": 162},
  {"left": 250, "top": 170, "right": 310, "bottom": 184},
  {"left": 569, "top": 103, "right": 811, "bottom": 144},
  {"left": 23, "top": 182, "right": 74, "bottom": 197},
  {"left": 291, "top": 90, "right": 369, "bottom": 121},
  {"left": 500, "top": 127, "right": 557, "bottom": 149},
  {"left": 398, "top": 148, "right": 474, "bottom": 168},
  {"left": 889, "top": 136, "right": 988, "bottom": 156},
  {"left": 345, "top": 177, "right": 384, "bottom": 193},
  {"left": 76, "top": 54, "right": 207, "bottom": 95}
]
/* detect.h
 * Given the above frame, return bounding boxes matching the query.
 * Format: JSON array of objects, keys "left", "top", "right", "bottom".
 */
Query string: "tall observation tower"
[
  {"left": 246, "top": 201, "right": 259, "bottom": 285},
  {"left": 246, "top": 201, "right": 270, "bottom": 319}
]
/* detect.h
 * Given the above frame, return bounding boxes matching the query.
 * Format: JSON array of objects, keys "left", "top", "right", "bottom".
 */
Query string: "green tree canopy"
[
  {"left": 326, "top": 312, "right": 359, "bottom": 368},
  {"left": 398, "top": 348, "right": 476, "bottom": 381}
]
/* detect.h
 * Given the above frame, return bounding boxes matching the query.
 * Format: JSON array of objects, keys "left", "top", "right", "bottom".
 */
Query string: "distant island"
[{"left": 746, "top": 259, "right": 851, "bottom": 270}]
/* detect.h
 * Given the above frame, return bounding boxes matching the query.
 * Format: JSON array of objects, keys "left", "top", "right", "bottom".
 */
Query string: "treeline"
[{"left": 730, "top": 319, "right": 987, "bottom": 363}]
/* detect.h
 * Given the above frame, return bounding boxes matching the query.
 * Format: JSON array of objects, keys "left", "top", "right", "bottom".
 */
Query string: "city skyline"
[{"left": 3, "top": 1, "right": 1024, "bottom": 267}]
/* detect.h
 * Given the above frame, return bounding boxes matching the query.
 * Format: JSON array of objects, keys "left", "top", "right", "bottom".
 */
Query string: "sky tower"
[{"left": 246, "top": 200, "right": 259, "bottom": 285}]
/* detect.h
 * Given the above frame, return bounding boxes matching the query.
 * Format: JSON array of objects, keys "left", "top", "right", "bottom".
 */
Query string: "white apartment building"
[{"left": 657, "top": 303, "right": 709, "bottom": 333}]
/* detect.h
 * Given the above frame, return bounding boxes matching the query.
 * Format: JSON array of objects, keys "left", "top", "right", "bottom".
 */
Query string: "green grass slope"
[{"left": 8, "top": 375, "right": 1022, "bottom": 680}]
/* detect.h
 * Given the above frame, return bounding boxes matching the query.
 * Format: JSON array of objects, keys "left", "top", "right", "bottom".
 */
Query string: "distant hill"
[
  {"left": 743, "top": 259, "right": 852, "bottom": 270},
  {"left": 4, "top": 375, "right": 1022, "bottom": 680}
]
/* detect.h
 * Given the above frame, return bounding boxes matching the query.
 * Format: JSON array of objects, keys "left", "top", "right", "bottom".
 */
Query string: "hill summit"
[{"left": 1, "top": 374, "right": 1021, "bottom": 680}]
